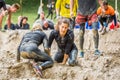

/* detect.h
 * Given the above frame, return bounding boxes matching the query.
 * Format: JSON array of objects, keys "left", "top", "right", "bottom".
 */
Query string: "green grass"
[
  {"left": 2, "top": 0, "right": 120, "bottom": 29},
  {"left": 2, "top": 0, "right": 50, "bottom": 29},
  {"left": 3, "top": 0, "right": 40, "bottom": 29}
]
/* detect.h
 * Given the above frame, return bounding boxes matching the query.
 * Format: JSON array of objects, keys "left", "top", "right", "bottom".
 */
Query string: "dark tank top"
[{"left": 77, "top": 0, "right": 97, "bottom": 16}]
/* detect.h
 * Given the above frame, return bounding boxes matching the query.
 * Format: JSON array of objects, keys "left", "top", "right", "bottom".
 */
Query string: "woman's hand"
[{"left": 61, "top": 53, "right": 69, "bottom": 65}]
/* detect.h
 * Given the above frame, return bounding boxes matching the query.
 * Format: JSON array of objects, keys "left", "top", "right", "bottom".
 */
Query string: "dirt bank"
[{"left": 0, "top": 29, "right": 120, "bottom": 80}]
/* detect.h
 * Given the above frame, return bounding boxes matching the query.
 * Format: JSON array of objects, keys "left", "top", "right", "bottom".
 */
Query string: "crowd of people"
[
  {"left": 0, "top": 0, "right": 119, "bottom": 31},
  {"left": 0, "top": 0, "right": 120, "bottom": 78},
  {"left": 4, "top": 16, "right": 30, "bottom": 30},
  {"left": 0, "top": 0, "right": 30, "bottom": 30}
]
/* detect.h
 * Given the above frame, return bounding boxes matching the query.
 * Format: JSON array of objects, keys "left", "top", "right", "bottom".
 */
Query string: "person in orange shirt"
[{"left": 97, "top": 1, "right": 117, "bottom": 35}]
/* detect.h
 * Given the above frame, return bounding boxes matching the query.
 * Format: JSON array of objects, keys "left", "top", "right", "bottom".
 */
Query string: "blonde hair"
[
  {"left": 12, "top": 3, "right": 20, "bottom": 10},
  {"left": 32, "top": 24, "right": 43, "bottom": 31}
]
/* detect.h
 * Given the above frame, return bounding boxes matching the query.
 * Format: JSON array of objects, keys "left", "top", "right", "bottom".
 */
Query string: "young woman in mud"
[
  {"left": 48, "top": 18, "right": 78, "bottom": 66},
  {"left": 17, "top": 24, "right": 53, "bottom": 78}
]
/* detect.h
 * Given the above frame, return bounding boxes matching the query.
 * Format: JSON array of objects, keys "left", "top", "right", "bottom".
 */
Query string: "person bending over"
[
  {"left": 0, "top": 3, "right": 20, "bottom": 30},
  {"left": 17, "top": 24, "right": 53, "bottom": 77},
  {"left": 42, "top": 19, "right": 54, "bottom": 30},
  {"left": 97, "top": 1, "right": 117, "bottom": 35}
]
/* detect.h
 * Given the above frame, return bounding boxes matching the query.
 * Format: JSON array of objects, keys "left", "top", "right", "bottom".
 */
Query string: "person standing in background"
[
  {"left": 70, "top": 0, "right": 103, "bottom": 57},
  {"left": 56, "top": 0, "right": 78, "bottom": 30},
  {"left": 46, "top": 0, "right": 55, "bottom": 20},
  {"left": 35, "top": 0, "right": 44, "bottom": 20}
]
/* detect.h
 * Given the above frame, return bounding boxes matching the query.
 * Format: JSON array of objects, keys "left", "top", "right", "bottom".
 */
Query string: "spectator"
[
  {"left": 35, "top": 2, "right": 44, "bottom": 21},
  {"left": 46, "top": 0, "right": 55, "bottom": 20},
  {"left": 34, "top": 11, "right": 54, "bottom": 30},
  {"left": 42, "top": 20, "right": 54, "bottom": 30},
  {"left": 97, "top": 1, "right": 117, "bottom": 35},
  {"left": 34, "top": 11, "right": 46, "bottom": 27},
  {"left": 15, "top": 16, "right": 23, "bottom": 29},
  {"left": 4, "top": 22, "right": 16, "bottom": 30},
  {"left": 18, "top": 16, "right": 30, "bottom": 29}
]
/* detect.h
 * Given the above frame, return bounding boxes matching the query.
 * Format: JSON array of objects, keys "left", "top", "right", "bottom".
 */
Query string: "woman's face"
[
  {"left": 59, "top": 23, "right": 69, "bottom": 37},
  {"left": 22, "top": 19, "right": 27, "bottom": 24}
]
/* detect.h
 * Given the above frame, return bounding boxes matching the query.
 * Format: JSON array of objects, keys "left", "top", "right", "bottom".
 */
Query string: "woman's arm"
[
  {"left": 61, "top": 54, "right": 69, "bottom": 65},
  {"left": 43, "top": 34, "right": 51, "bottom": 55},
  {"left": 62, "top": 31, "right": 74, "bottom": 64},
  {"left": 70, "top": 0, "right": 74, "bottom": 18},
  {"left": 65, "top": 31, "right": 74, "bottom": 55},
  {"left": 48, "top": 31, "right": 55, "bottom": 48},
  {"left": 17, "top": 37, "right": 24, "bottom": 62}
]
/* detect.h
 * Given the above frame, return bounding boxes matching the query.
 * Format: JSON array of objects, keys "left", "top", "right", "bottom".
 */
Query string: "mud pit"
[{"left": 0, "top": 29, "right": 120, "bottom": 80}]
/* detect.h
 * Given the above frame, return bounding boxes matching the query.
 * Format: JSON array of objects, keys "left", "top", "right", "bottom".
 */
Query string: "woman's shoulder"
[
  {"left": 67, "top": 30, "right": 74, "bottom": 35},
  {"left": 66, "top": 30, "right": 74, "bottom": 39},
  {"left": 50, "top": 30, "right": 59, "bottom": 37}
]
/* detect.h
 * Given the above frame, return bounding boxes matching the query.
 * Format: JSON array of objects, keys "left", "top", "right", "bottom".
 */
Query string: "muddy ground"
[{"left": 0, "top": 29, "right": 120, "bottom": 80}]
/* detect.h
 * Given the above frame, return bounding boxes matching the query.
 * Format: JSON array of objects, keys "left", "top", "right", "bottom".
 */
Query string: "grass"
[
  {"left": 2, "top": 0, "right": 120, "bottom": 29},
  {"left": 2, "top": 0, "right": 50, "bottom": 29}
]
